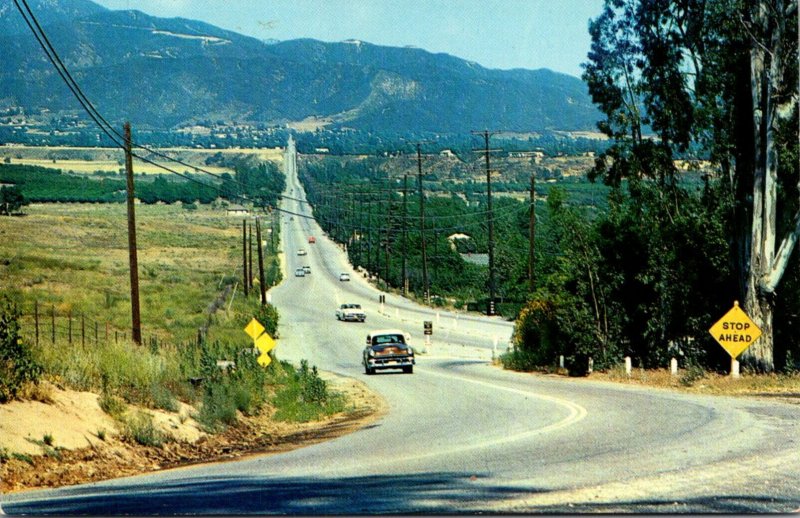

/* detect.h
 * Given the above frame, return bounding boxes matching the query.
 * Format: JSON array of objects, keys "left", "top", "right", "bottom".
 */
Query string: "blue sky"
[{"left": 92, "top": 0, "right": 604, "bottom": 78}]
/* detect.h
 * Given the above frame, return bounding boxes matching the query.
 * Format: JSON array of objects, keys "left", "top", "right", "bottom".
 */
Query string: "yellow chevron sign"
[{"left": 244, "top": 318, "right": 275, "bottom": 366}]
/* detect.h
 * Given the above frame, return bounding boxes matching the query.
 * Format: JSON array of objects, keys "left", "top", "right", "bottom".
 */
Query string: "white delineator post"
[
  {"left": 624, "top": 356, "right": 632, "bottom": 376},
  {"left": 670, "top": 357, "right": 678, "bottom": 375},
  {"left": 559, "top": 355, "right": 565, "bottom": 369},
  {"left": 731, "top": 358, "right": 740, "bottom": 378}
]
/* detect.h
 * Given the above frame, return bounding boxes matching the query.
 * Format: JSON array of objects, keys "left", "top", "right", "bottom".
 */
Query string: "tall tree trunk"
[{"left": 741, "top": 0, "right": 797, "bottom": 372}]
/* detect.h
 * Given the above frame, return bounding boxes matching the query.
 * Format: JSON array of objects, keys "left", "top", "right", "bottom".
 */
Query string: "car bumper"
[
  {"left": 342, "top": 315, "right": 366, "bottom": 322},
  {"left": 365, "top": 357, "right": 415, "bottom": 369}
]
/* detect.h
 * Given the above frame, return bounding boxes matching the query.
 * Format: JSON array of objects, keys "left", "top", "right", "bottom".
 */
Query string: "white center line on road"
[{"left": 307, "top": 365, "right": 588, "bottom": 477}]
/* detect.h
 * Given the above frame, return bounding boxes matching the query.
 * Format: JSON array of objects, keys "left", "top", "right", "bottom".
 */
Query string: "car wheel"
[
  {"left": 403, "top": 366, "right": 413, "bottom": 374},
  {"left": 365, "top": 365, "right": 373, "bottom": 375}
]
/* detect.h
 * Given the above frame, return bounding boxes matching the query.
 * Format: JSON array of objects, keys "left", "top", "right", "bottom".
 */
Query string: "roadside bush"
[
  {"left": 680, "top": 364, "right": 707, "bottom": 387},
  {"left": 507, "top": 298, "right": 559, "bottom": 370},
  {"left": 272, "top": 360, "right": 344, "bottom": 422},
  {"left": 255, "top": 303, "right": 280, "bottom": 339},
  {"left": 0, "top": 294, "right": 43, "bottom": 402},
  {"left": 122, "top": 411, "right": 170, "bottom": 447},
  {"left": 194, "top": 340, "right": 271, "bottom": 431}
]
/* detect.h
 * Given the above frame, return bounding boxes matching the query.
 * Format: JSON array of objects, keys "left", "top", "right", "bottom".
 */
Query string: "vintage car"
[
  {"left": 308, "top": 236, "right": 316, "bottom": 244},
  {"left": 303, "top": 265, "right": 311, "bottom": 274},
  {"left": 339, "top": 273, "right": 351, "bottom": 282},
  {"left": 297, "top": 249, "right": 307, "bottom": 256},
  {"left": 336, "top": 303, "right": 366, "bottom": 322},
  {"left": 363, "top": 329, "right": 415, "bottom": 374},
  {"left": 294, "top": 268, "right": 306, "bottom": 277}
]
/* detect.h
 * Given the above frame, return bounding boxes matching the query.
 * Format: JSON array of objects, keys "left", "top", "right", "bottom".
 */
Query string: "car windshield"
[
  {"left": 373, "top": 334, "right": 404, "bottom": 345},
  {"left": 344, "top": 304, "right": 361, "bottom": 309}
]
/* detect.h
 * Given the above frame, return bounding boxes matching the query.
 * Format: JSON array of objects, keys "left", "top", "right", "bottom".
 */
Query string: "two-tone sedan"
[{"left": 362, "top": 329, "right": 415, "bottom": 375}]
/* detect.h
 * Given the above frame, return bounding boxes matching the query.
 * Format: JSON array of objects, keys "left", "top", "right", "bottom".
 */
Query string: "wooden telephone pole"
[
  {"left": 255, "top": 217, "right": 267, "bottom": 305},
  {"left": 242, "top": 219, "right": 249, "bottom": 298},
  {"left": 472, "top": 130, "right": 500, "bottom": 316},
  {"left": 123, "top": 122, "right": 142, "bottom": 344},
  {"left": 417, "top": 143, "right": 430, "bottom": 303},
  {"left": 529, "top": 172, "right": 536, "bottom": 293}
]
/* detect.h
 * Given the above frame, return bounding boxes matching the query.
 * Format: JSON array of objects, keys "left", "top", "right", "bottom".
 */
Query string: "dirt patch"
[{"left": 0, "top": 375, "right": 385, "bottom": 493}]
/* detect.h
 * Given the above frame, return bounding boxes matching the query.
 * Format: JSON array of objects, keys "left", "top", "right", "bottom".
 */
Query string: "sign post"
[
  {"left": 424, "top": 320, "right": 432, "bottom": 347},
  {"left": 708, "top": 301, "right": 762, "bottom": 377}
]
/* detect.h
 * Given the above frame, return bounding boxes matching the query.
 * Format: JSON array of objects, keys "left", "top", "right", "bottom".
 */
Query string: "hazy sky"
[{"left": 91, "top": 0, "right": 604, "bottom": 78}]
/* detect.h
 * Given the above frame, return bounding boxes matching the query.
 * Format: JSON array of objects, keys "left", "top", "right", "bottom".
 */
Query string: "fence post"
[
  {"left": 68, "top": 310, "right": 72, "bottom": 345},
  {"left": 51, "top": 305, "right": 56, "bottom": 344},
  {"left": 34, "top": 300, "right": 39, "bottom": 347},
  {"left": 106, "top": 321, "right": 109, "bottom": 342},
  {"left": 81, "top": 314, "right": 85, "bottom": 347},
  {"left": 95, "top": 321, "right": 98, "bottom": 344},
  {"left": 115, "top": 330, "right": 118, "bottom": 344}
]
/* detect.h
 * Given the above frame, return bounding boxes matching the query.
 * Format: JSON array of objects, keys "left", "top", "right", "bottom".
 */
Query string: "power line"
[{"left": 14, "top": 0, "right": 269, "bottom": 200}]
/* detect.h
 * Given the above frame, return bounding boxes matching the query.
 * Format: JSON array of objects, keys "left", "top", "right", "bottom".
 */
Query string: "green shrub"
[
  {"left": 196, "top": 382, "right": 239, "bottom": 432},
  {"left": 680, "top": 364, "right": 706, "bottom": 387},
  {"left": 272, "top": 360, "right": 344, "bottom": 423},
  {"left": 255, "top": 303, "right": 280, "bottom": 338},
  {"left": 122, "top": 411, "right": 169, "bottom": 447},
  {"left": 12, "top": 452, "right": 34, "bottom": 465},
  {"left": 0, "top": 294, "right": 43, "bottom": 402},
  {"left": 149, "top": 383, "right": 178, "bottom": 412},
  {"left": 98, "top": 392, "right": 128, "bottom": 418}
]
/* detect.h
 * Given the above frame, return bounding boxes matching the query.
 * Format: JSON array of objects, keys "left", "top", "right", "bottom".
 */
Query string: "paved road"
[{"left": 3, "top": 155, "right": 799, "bottom": 514}]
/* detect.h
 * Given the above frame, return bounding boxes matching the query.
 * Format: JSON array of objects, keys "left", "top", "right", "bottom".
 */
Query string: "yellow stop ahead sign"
[{"left": 709, "top": 301, "right": 762, "bottom": 359}]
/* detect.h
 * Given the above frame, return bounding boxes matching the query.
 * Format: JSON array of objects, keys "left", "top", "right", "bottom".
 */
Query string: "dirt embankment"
[{"left": 0, "top": 375, "right": 385, "bottom": 493}]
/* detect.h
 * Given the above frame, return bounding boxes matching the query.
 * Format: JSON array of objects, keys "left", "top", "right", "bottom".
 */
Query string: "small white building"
[{"left": 226, "top": 204, "right": 249, "bottom": 216}]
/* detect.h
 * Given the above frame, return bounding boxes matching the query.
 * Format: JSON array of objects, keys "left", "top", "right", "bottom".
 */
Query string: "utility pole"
[
  {"left": 123, "top": 122, "right": 142, "bottom": 345},
  {"left": 417, "top": 143, "right": 430, "bottom": 303},
  {"left": 367, "top": 199, "right": 374, "bottom": 276},
  {"left": 248, "top": 222, "right": 253, "bottom": 292},
  {"left": 529, "top": 171, "right": 536, "bottom": 293},
  {"left": 472, "top": 130, "right": 499, "bottom": 316},
  {"left": 350, "top": 192, "right": 356, "bottom": 259},
  {"left": 402, "top": 172, "right": 409, "bottom": 296},
  {"left": 376, "top": 192, "right": 383, "bottom": 282},
  {"left": 242, "top": 219, "right": 248, "bottom": 298},
  {"left": 358, "top": 195, "right": 365, "bottom": 269},
  {"left": 255, "top": 217, "right": 267, "bottom": 305},
  {"left": 384, "top": 175, "right": 392, "bottom": 284}
]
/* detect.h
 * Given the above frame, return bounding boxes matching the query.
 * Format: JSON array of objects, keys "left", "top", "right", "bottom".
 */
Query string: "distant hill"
[{"left": 0, "top": 0, "right": 601, "bottom": 135}]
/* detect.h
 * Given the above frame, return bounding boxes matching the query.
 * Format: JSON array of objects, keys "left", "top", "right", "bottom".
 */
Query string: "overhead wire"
[{"left": 14, "top": 0, "right": 269, "bottom": 201}]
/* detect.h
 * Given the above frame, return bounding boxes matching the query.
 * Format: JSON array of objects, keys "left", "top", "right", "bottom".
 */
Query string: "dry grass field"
[
  {"left": 0, "top": 145, "right": 284, "bottom": 176},
  {"left": 0, "top": 202, "right": 257, "bottom": 345}
]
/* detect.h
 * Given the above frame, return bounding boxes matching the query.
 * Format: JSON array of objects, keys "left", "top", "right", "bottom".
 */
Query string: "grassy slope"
[{"left": 0, "top": 202, "right": 251, "bottom": 345}]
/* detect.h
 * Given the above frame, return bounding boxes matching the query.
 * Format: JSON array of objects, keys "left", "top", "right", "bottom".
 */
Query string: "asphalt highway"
[{"left": 3, "top": 156, "right": 799, "bottom": 514}]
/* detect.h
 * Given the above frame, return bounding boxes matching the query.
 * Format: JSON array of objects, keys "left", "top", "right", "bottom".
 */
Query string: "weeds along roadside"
[{"left": 0, "top": 203, "right": 343, "bottom": 447}]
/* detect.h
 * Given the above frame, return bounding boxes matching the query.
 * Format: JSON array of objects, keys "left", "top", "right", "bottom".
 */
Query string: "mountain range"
[{"left": 0, "top": 0, "right": 601, "bottom": 135}]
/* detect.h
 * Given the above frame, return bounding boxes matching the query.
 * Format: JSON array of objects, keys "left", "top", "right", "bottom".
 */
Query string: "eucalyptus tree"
[{"left": 583, "top": 0, "right": 798, "bottom": 371}]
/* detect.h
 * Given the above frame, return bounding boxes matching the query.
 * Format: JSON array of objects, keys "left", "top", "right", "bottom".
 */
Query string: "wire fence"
[{"left": 17, "top": 300, "right": 165, "bottom": 350}]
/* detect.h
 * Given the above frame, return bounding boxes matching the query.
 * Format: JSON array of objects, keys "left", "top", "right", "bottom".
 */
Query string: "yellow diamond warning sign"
[
  {"left": 709, "top": 301, "right": 762, "bottom": 359},
  {"left": 244, "top": 318, "right": 265, "bottom": 340}
]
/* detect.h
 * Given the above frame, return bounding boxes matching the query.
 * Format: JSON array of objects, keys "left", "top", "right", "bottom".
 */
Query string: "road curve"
[{"left": 3, "top": 154, "right": 799, "bottom": 514}]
